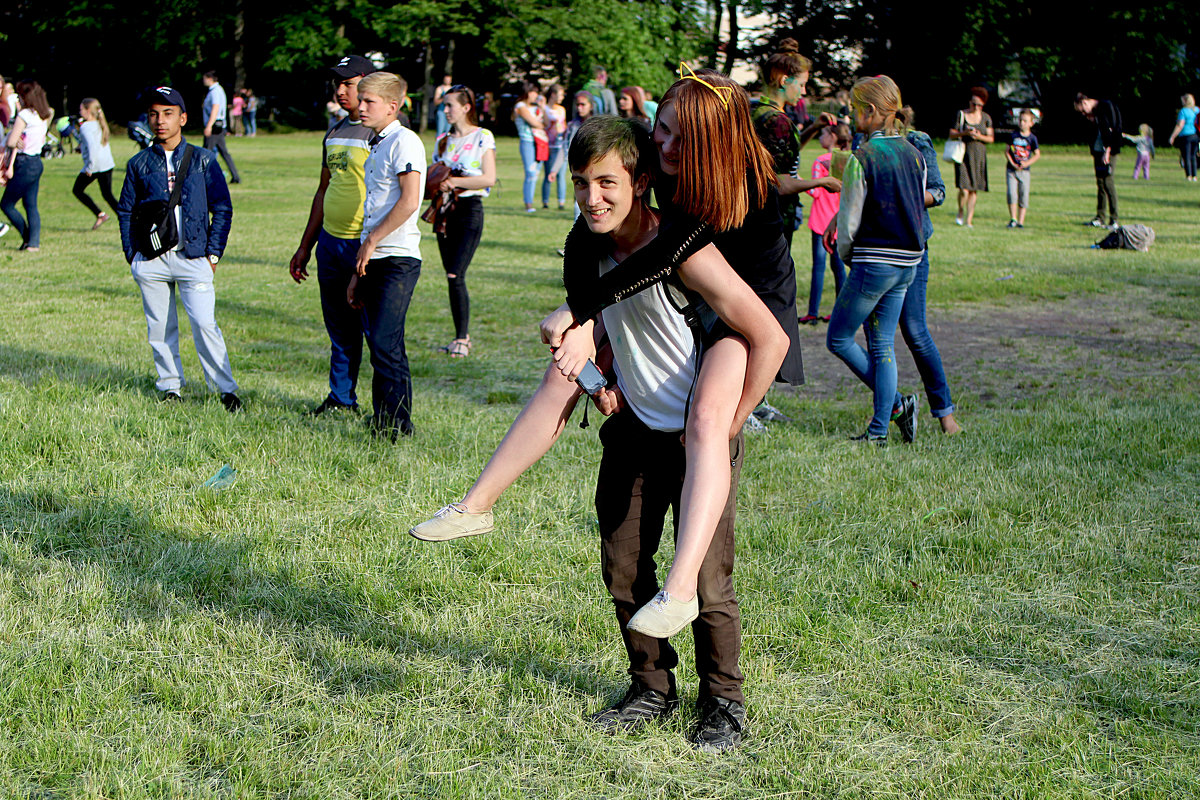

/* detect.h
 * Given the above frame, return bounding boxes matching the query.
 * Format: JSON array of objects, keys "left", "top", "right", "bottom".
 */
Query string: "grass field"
[{"left": 0, "top": 131, "right": 1197, "bottom": 799}]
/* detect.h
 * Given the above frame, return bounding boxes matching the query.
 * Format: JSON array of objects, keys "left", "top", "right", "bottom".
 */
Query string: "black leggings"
[
  {"left": 436, "top": 196, "right": 485, "bottom": 339},
  {"left": 1180, "top": 134, "right": 1199, "bottom": 178},
  {"left": 73, "top": 170, "right": 119, "bottom": 216}
]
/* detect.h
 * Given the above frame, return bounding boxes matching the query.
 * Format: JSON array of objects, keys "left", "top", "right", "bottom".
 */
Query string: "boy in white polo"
[{"left": 347, "top": 72, "right": 425, "bottom": 439}]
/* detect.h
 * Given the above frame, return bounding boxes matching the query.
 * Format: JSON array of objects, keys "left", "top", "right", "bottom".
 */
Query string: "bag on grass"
[{"left": 1096, "top": 224, "right": 1155, "bottom": 252}]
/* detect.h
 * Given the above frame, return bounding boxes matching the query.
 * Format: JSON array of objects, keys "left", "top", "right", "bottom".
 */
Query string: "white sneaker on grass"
[
  {"left": 409, "top": 503, "right": 494, "bottom": 542},
  {"left": 627, "top": 590, "right": 699, "bottom": 638}
]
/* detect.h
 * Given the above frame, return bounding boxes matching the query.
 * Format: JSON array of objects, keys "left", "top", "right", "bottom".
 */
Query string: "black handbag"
[{"left": 131, "top": 144, "right": 194, "bottom": 259}]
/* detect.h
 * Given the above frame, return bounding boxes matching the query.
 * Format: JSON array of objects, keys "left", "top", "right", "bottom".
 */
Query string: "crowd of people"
[{"left": 4, "top": 46, "right": 1195, "bottom": 754}]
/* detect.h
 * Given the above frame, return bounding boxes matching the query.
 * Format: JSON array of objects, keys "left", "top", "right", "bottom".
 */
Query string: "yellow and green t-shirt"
[{"left": 322, "top": 118, "right": 373, "bottom": 239}]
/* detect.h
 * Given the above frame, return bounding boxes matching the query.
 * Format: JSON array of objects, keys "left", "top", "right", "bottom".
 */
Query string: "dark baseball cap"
[
  {"left": 144, "top": 85, "right": 187, "bottom": 113},
  {"left": 331, "top": 55, "right": 378, "bottom": 79}
]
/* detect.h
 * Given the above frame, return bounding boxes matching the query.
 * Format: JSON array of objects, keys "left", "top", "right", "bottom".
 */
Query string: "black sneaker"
[
  {"left": 1006, "top": 219, "right": 1017, "bottom": 228},
  {"left": 691, "top": 696, "right": 746, "bottom": 753},
  {"left": 308, "top": 397, "right": 358, "bottom": 416},
  {"left": 588, "top": 682, "right": 678, "bottom": 733},
  {"left": 891, "top": 393, "right": 919, "bottom": 443},
  {"left": 1088, "top": 218, "right": 1105, "bottom": 228},
  {"left": 850, "top": 431, "right": 887, "bottom": 446},
  {"left": 161, "top": 390, "right": 183, "bottom": 403},
  {"left": 220, "top": 393, "right": 243, "bottom": 413}
]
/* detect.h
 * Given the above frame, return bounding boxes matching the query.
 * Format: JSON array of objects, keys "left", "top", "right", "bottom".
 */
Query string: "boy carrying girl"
[
  {"left": 1005, "top": 109, "right": 1041, "bottom": 229},
  {"left": 559, "top": 116, "right": 786, "bottom": 751}
]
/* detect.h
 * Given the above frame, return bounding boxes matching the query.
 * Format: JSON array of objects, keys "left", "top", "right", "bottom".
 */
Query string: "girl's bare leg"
[
  {"left": 965, "top": 191, "right": 978, "bottom": 226},
  {"left": 662, "top": 336, "right": 749, "bottom": 600},
  {"left": 460, "top": 364, "right": 583, "bottom": 513}
]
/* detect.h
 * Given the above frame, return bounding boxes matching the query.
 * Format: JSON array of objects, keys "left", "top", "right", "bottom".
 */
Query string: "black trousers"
[
  {"left": 203, "top": 130, "right": 241, "bottom": 182},
  {"left": 595, "top": 409, "right": 745, "bottom": 704},
  {"left": 72, "top": 170, "right": 119, "bottom": 216},
  {"left": 435, "top": 196, "right": 485, "bottom": 339},
  {"left": 1092, "top": 152, "right": 1118, "bottom": 223}
]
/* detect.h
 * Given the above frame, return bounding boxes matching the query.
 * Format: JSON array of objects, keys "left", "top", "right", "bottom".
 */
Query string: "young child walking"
[
  {"left": 1125, "top": 124, "right": 1155, "bottom": 180},
  {"left": 825, "top": 75, "right": 927, "bottom": 444},
  {"left": 800, "top": 122, "right": 851, "bottom": 324},
  {"left": 1005, "top": 109, "right": 1041, "bottom": 228}
]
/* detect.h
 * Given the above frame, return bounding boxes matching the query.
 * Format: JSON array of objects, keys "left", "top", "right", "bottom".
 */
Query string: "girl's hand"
[
  {"left": 438, "top": 177, "right": 455, "bottom": 193},
  {"left": 346, "top": 274, "right": 362, "bottom": 309},
  {"left": 551, "top": 325, "right": 596, "bottom": 381},
  {"left": 821, "top": 176, "right": 842, "bottom": 193},
  {"left": 822, "top": 216, "right": 838, "bottom": 254},
  {"left": 539, "top": 304, "right": 576, "bottom": 347}
]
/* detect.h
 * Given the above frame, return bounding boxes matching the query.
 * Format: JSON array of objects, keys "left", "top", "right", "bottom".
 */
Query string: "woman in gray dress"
[{"left": 949, "top": 86, "right": 993, "bottom": 227}]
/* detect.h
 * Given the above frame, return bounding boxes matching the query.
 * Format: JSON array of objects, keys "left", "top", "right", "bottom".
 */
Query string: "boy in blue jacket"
[{"left": 117, "top": 86, "right": 241, "bottom": 411}]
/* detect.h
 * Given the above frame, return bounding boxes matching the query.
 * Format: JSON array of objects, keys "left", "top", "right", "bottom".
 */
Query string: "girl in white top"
[
  {"left": 430, "top": 85, "right": 497, "bottom": 357},
  {"left": 1, "top": 80, "right": 52, "bottom": 250},
  {"left": 73, "top": 98, "right": 120, "bottom": 229}
]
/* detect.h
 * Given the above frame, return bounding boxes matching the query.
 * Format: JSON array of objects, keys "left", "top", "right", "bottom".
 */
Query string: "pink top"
[
  {"left": 231, "top": 96, "right": 244, "bottom": 116},
  {"left": 807, "top": 152, "right": 840, "bottom": 234}
]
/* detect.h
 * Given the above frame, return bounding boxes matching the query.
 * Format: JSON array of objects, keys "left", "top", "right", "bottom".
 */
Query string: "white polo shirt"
[{"left": 363, "top": 120, "right": 425, "bottom": 260}]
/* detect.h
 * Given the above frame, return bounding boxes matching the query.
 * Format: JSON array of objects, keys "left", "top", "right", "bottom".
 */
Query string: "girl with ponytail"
[
  {"left": 824, "top": 75, "right": 928, "bottom": 444},
  {"left": 73, "top": 98, "right": 119, "bottom": 229}
]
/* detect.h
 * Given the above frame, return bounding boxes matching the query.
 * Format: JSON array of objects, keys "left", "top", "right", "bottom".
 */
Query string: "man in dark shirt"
[{"left": 1074, "top": 93, "right": 1123, "bottom": 229}]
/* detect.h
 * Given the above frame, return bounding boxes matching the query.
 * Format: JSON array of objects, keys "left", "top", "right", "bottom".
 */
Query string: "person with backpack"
[{"left": 116, "top": 86, "right": 241, "bottom": 411}]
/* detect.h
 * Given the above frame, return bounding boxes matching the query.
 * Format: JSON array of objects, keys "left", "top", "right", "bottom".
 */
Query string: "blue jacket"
[
  {"left": 117, "top": 138, "right": 232, "bottom": 264},
  {"left": 905, "top": 130, "right": 945, "bottom": 241}
]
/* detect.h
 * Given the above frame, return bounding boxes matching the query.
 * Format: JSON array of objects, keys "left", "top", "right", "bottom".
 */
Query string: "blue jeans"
[
  {"left": 826, "top": 260, "right": 915, "bottom": 437},
  {"left": 360, "top": 255, "right": 421, "bottom": 437},
  {"left": 244, "top": 109, "right": 257, "bottom": 136},
  {"left": 316, "top": 230, "right": 369, "bottom": 407},
  {"left": 518, "top": 139, "right": 538, "bottom": 207},
  {"left": 1, "top": 154, "right": 43, "bottom": 247},
  {"left": 893, "top": 251, "right": 955, "bottom": 418},
  {"left": 543, "top": 145, "right": 566, "bottom": 206},
  {"left": 435, "top": 106, "right": 450, "bottom": 139},
  {"left": 808, "top": 231, "right": 845, "bottom": 317}
]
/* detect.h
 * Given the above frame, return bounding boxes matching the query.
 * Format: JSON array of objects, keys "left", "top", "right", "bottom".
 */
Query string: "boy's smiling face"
[{"left": 571, "top": 151, "right": 647, "bottom": 237}]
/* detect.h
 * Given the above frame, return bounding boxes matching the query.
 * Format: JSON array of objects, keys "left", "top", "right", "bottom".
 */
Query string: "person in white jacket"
[{"left": 73, "top": 98, "right": 118, "bottom": 229}]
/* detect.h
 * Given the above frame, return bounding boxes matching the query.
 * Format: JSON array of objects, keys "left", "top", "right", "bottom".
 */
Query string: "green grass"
[{"left": 0, "top": 133, "right": 1197, "bottom": 798}]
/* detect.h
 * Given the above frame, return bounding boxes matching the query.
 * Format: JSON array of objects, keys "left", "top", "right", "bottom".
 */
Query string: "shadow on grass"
[{"left": 0, "top": 487, "right": 615, "bottom": 701}]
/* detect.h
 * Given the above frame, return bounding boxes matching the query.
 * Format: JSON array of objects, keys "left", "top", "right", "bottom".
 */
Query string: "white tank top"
[{"left": 599, "top": 254, "right": 696, "bottom": 432}]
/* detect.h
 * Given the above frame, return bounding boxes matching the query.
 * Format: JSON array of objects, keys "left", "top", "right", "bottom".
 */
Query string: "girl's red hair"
[{"left": 660, "top": 70, "right": 775, "bottom": 233}]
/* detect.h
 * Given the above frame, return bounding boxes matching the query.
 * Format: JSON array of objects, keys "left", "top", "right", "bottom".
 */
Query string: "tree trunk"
[
  {"left": 722, "top": 1, "right": 738, "bottom": 75},
  {"left": 233, "top": 0, "right": 246, "bottom": 91},
  {"left": 444, "top": 38, "right": 456, "bottom": 80},
  {"left": 420, "top": 36, "right": 433, "bottom": 132},
  {"left": 708, "top": 1, "right": 724, "bottom": 70}
]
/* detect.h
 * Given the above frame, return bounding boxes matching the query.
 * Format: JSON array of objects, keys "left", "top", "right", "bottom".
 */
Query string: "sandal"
[
  {"left": 446, "top": 337, "right": 471, "bottom": 358},
  {"left": 93, "top": 212, "right": 109, "bottom": 231}
]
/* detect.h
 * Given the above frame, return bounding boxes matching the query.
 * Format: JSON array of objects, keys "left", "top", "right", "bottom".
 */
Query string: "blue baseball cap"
[{"left": 144, "top": 85, "right": 187, "bottom": 113}]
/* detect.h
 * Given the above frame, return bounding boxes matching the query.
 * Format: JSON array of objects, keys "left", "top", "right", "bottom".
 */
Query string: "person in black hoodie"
[{"left": 1074, "top": 93, "right": 1123, "bottom": 229}]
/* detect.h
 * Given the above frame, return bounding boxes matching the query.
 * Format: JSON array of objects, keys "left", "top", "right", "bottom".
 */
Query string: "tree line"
[{"left": 2, "top": 1, "right": 1194, "bottom": 142}]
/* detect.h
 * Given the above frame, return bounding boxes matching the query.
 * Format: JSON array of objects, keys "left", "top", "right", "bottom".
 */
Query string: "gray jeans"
[{"left": 131, "top": 250, "right": 238, "bottom": 394}]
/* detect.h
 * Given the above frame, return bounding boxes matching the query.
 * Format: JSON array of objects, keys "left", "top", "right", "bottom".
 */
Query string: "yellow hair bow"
[{"left": 679, "top": 62, "right": 732, "bottom": 110}]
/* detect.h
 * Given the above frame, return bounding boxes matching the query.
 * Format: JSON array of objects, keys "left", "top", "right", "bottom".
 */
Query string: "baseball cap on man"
[
  {"left": 331, "top": 55, "right": 378, "bottom": 79},
  {"left": 144, "top": 85, "right": 187, "bottom": 113}
]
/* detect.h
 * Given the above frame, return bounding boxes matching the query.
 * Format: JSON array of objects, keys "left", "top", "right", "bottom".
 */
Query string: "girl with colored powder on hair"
[
  {"left": 751, "top": 39, "right": 842, "bottom": 249},
  {"left": 824, "top": 75, "right": 927, "bottom": 445},
  {"left": 411, "top": 68, "right": 798, "bottom": 638}
]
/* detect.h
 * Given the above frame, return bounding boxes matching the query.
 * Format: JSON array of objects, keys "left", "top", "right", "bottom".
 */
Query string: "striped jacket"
[{"left": 837, "top": 131, "right": 926, "bottom": 267}]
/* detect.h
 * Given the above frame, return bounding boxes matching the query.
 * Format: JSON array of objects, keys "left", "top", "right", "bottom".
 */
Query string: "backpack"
[{"left": 1096, "top": 224, "right": 1155, "bottom": 252}]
